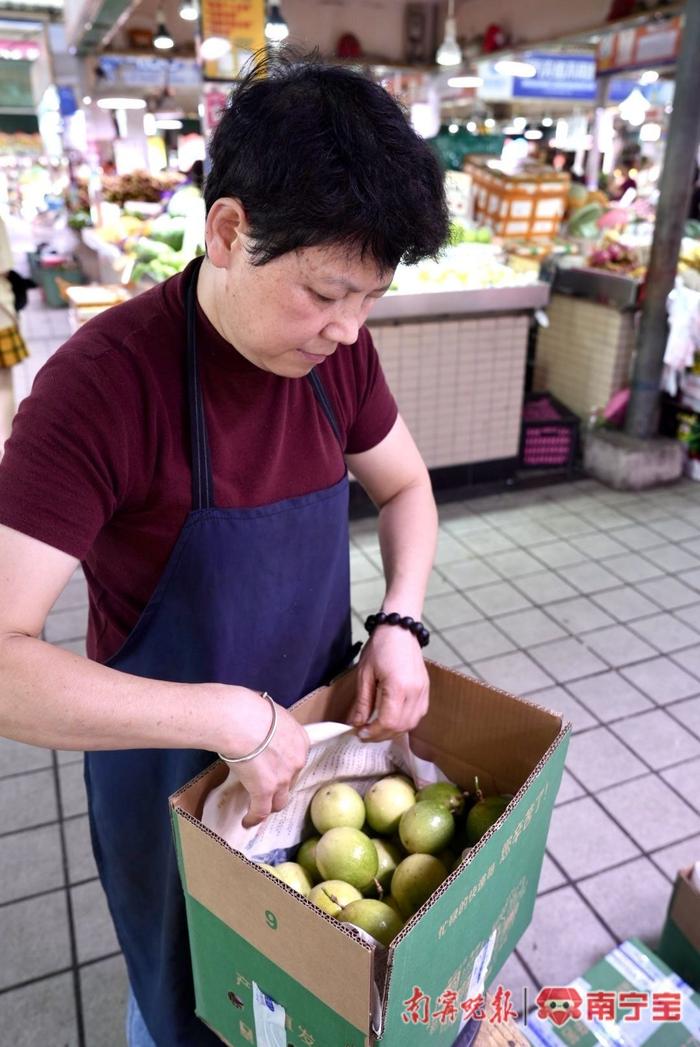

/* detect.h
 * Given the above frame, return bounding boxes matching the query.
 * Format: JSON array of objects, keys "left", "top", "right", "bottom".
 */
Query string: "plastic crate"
[
  {"left": 519, "top": 392, "right": 579, "bottom": 472},
  {"left": 27, "top": 252, "right": 85, "bottom": 308},
  {"left": 464, "top": 159, "right": 570, "bottom": 242}
]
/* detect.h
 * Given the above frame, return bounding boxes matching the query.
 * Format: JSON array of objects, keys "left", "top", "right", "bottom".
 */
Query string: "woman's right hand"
[{"left": 217, "top": 688, "right": 310, "bottom": 828}]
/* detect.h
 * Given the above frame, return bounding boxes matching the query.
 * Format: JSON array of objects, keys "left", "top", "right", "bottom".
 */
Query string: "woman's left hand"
[{"left": 347, "top": 626, "right": 429, "bottom": 742}]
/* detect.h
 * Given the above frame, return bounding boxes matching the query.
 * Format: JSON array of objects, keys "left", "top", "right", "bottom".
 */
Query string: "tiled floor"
[{"left": 2, "top": 296, "right": 700, "bottom": 1043}]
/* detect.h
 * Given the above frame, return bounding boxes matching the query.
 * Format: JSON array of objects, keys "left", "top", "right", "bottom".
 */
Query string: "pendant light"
[
  {"left": 153, "top": 9, "right": 174, "bottom": 50},
  {"left": 179, "top": 0, "right": 199, "bottom": 21},
  {"left": 264, "top": 1, "right": 289, "bottom": 44},
  {"left": 436, "top": 0, "right": 462, "bottom": 67}
]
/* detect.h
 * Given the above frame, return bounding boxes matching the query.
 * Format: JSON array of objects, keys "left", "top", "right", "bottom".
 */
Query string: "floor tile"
[
  {"left": 486, "top": 548, "right": 544, "bottom": 579},
  {"left": 649, "top": 833, "right": 700, "bottom": 880},
  {"left": 537, "top": 853, "right": 567, "bottom": 893},
  {"left": 516, "top": 885, "right": 616, "bottom": 987},
  {"left": 0, "top": 973, "right": 77, "bottom": 1047},
  {"left": 466, "top": 580, "right": 532, "bottom": 617},
  {"left": 64, "top": 814, "right": 98, "bottom": 883},
  {"left": 434, "top": 532, "right": 474, "bottom": 566},
  {"left": 471, "top": 651, "right": 554, "bottom": 696},
  {"left": 441, "top": 620, "right": 514, "bottom": 663},
  {"left": 570, "top": 532, "right": 629, "bottom": 560},
  {"left": 611, "top": 524, "right": 666, "bottom": 551},
  {"left": 0, "top": 891, "right": 71, "bottom": 989},
  {"left": 512, "top": 570, "right": 578, "bottom": 604},
  {"left": 610, "top": 710, "right": 700, "bottom": 770},
  {"left": 682, "top": 536, "right": 700, "bottom": 558},
  {"left": 577, "top": 857, "right": 670, "bottom": 946},
  {"left": 459, "top": 529, "right": 516, "bottom": 557},
  {"left": 589, "top": 587, "right": 660, "bottom": 624},
  {"left": 529, "top": 540, "right": 588, "bottom": 570},
  {"left": 565, "top": 727, "right": 647, "bottom": 789},
  {"left": 600, "top": 774, "right": 700, "bottom": 851},
  {"left": 438, "top": 558, "right": 500, "bottom": 590},
  {"left": 71, "top": 881, "right": 120, "bottom": 963},
  {"left": 555, "top": 769, "right": 586, "bottom": 805},
  {"left": 660, "top": 757, "right": 700, "bottom": 814},
  {"left": 555, "top": 561, "right": 624, "bottom": 596},
  {"left": 491, "top": 607, "right": 566, "bottom": 647},
  {"left": 580, "top": 506, "right": 634, "bottom": 530},
  {"left": 442, "top": 513, "right": 493, "bottom": 537},
  {"left": 350, "top": 552, "right": 381, "bottom": 583},
  {"left": 350, "top": 576, "right": 386, "bottom": 614},
  {"left": 545, "top": 797, "right": 640, "bottom": 879},
  {"left": 0, "top": 824, "right": 64, "bottom": 904},
  {"left": 546, "top": 596, "right": 615, "bottom": 635},
  {"left": 628, "top": 612, "right": 700, "bottom": 653},
  {"left": 43, "top": 606, "right": 89, "bottom": 644},
  {"left": 567, "top": 671, "right": 653, "bottom": 723},
  {"left": 0, "top": 769, "right": 57, "bottom": 834},
  {"left": 425, "top": 571, "right": 455, "bottom": 597},
  {"left": 0, "top": 737, "right": 52, "bottom": 778},
  {"left": 58, "top": 761, "right": 88, "bottom": 818},
  {"left": 684, "top": 567, "right": 700, "bottom": 592},
  {"left": 498, "top": 520, "right": 555, "bottom": 546},
  {"left": 422, "top": 592, "right": 482, "bottom": 630},
  {"left": 643, "top": 543, "right": 700, "bottom": 573},
  {"left": 618, "top": 501, "right": 672, "bottom": 523},
  {"left": 672, "top": 644, "right": 700, "bottom": 680},
  {"left": 604, "top": 552, "right": 665, "bottom": 584},
  {"left": 526, "top": 685, "right": 597, "bottom": 733},
  {"left": 49, "top": 577, "right": 89, "bottom": 614},
  {"left": 667, "top": 695, "right": 700, "bottom": 737},
  {"left": 621, "top": 657, "right": 700, "bottom": 705},
  {"left": 424, "top": 632, "right": 464, "bottom": 668},
  {"left": 529, "top": 637, "right": 607, "bottom": 683},
  {"left": 542, "top": 513, "right": 597, "bottom": 539},
  {"left": 635, "top": 575, "right": 700, "bottom": 610},
  {"left": 648, "top": 517, "right": 700, "bottom": 542},
  {"left": 674, "top": 602, "right": 700, "bottom": 631},
  {"left": 580, "top": 624, "right": 657, "bottom": 668},
  {"left": 80, "top": 954, "right": 129, "bottom": 1047}
]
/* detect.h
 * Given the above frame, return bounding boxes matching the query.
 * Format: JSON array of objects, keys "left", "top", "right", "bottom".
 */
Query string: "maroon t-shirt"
[{"left": 0, "top": 261, "right": 397, "bottom": 662}]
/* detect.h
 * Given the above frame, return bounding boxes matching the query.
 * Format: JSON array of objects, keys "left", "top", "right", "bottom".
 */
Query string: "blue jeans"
[{"left": 126, "top": 989, "right": 157, "bottom": 1047}]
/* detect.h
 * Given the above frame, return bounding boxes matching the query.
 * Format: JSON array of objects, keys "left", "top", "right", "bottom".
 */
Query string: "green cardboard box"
[
  {"left": 522, "top": 938, "right": 700, "bottom": 1047},
  {"left": 658, "top": 868, "right": 700, "bottom": 993},
  {"left": 170, "top": 661, "right": 569, "bottom": 1047}
]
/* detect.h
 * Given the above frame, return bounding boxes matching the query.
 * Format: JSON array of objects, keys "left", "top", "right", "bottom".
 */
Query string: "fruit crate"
[
  {"left": 464, "top": 159, "right": 570, "bottom": 241},
  {"left": 519, "top": 392, "right": 579, "bottom": 473}
]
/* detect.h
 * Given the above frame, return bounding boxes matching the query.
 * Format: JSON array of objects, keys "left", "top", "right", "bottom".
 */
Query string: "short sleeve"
[
  {"left": 343, "top": 326, "right": 398, "bottom": 454},
  {"left": 0, "top": 344, "right": 138, "bottom": 559}
]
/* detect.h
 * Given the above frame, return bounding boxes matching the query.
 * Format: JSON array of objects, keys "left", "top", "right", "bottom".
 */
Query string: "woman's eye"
[{"left": 310, "top": 289, "right": 336, "bottom": 304}]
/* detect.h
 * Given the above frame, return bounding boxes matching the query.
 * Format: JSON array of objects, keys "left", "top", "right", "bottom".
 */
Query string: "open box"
[{"left": 170, "top": 661, "right": 570, "bottom": 1046}]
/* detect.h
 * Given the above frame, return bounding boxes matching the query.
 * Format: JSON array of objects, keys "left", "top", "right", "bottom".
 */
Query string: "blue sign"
[
  {"left": 513, "top": 53, "right": 596, "bottom": 101},
  {"left": 57, "top": 85, "right": 77, "bottom": 116}
]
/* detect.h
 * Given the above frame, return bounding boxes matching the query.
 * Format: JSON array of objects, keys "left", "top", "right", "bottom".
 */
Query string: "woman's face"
[{"left": 201, "top": 207, "right": 393, "bottom": 377}]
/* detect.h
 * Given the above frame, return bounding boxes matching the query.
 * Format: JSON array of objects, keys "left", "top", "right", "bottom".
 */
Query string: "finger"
[
  {"left": 357, "top": 686, "right": 405, "bottom": 741},
  {"left": 242, "top": 791, "right": 273, "bottom": 828},
  {"left": 271, "top": 786, "right": 290, "bottom": 813},
  {"left": 348, "top": 667, "right": 376, "bottom": 727}
]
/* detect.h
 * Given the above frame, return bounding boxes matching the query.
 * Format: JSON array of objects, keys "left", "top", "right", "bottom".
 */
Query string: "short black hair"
[{"left": 205, "top": 49, "right": 449, "bottom": 271}]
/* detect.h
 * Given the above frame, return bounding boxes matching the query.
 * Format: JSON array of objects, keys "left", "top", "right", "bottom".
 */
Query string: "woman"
[{"left": 0, "top": 214, "right": 29, "bottom": 454}]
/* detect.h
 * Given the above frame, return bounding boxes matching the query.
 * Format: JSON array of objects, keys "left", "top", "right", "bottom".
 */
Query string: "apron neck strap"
[{"left": 184, "top": 256, "right": 214, "bottom": 511}]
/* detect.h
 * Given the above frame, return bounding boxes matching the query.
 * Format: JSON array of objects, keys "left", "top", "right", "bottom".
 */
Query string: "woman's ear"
[{"left": 205, "top": 198, "right": 249, "bottom": 267}]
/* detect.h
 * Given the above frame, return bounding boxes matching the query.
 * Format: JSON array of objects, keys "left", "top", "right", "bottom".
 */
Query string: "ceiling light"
[
  {"left": 639, "top": 122, "right": 661, "bottom": 142},
  {"left": 436, "top": 0, "right": 462, "bottom": 67},
  {"left": 618, "top": 87, "right": 650, "bottom": 127},
  {"left": 97, "top": 97, "right": 147, "bottom": 110},
  {"left": 466, "top": 120, "right": 477, "bottom": 132},
  {"left": 264, "top": 1, "right": 289, "bottom": 43},
  {"left": 200, "top": 35, "right": 231, "bottom": 60},
  {"left": 524, "top": 129, "right": 543, "bottom": 140},
  {"left": 82, "top": 95, "right": 92, "bottom": 105},
  {"left": 639, "top": 70, "right": 659, "bottom": 85},
  {"left": 156, "top": 119, "right": 183, "bottom": 129},
  {"left": 179, "top": 0, "right": 199, "bottom": 20},
  {"left": 448, "top": 122, "right": 459, "bottom": 134},
  {"left": 447, "top": 75, "right": 483, "bottom": 88},
  {"left": 153, "top": 9, "right": 174, "bottom": 49},
  {"left": 541, "top": 116, "right": 553, "bottom": 127},
  {"left": 494, "top": 59, "right": 537, "bottom": 78},
  {"left": 484, "top": 117, "right": 495, "bottom": 128},
  {"left": 512, "top": 116, "right": 527, "bottom": 132}
]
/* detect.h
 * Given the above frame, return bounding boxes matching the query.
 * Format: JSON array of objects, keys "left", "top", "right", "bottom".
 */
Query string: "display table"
[
  {"left": 533, "top": 265, "right": 641, "bottom": 421},
  {"left": 367, "top": 283, "right": 550, "bottom": 483}
]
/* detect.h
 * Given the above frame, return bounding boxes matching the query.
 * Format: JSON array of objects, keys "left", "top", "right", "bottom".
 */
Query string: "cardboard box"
[
  {"left": 522, "top": 938, "right": 700, "bottom": 1047},
  {"left": 170, "top": 661, "right": 569, "bottom": 1047},
  {"left": 658, "top": 867, "right": 700, "bottom": 992}
]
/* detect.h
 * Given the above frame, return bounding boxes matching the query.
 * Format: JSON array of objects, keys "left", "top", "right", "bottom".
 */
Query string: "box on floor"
[
  {"left": 170, "top": 661, "right": 570, "bottom": 1047},
  {"left": 658, "top": 865, "right": 700, "bottom": 993}
]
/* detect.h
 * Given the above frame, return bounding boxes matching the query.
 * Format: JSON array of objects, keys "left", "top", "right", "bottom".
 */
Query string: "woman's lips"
[{"left": 296, "top": 348, "right": 330, "bottom": 364}]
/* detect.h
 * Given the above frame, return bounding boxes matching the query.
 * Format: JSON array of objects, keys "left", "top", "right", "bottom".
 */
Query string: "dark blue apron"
[{"left": 84, "top": 257, "right": 355, "bottom": 1045}]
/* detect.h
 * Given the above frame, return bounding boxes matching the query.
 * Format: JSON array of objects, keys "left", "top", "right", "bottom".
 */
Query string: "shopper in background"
[
  {"left": 0, "top": 51, "right": 449, "bottom": 1046},
  {"left": 0, "top": 214, "right": 29, "bottom": 457}
]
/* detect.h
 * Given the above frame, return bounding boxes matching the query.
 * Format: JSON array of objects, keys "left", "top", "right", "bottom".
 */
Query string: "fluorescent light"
[
  {"left": 179, "top": 0, "right": 199, "bottom": 20},
  {"left": 143, "top": 112, "right": 157, "bottom": 136},
  {"left": 618, "top": 87, "right": 650, "bottom": 127},
  {"left": 639, "top": 122, "right": 661, "bottom": 142},
  {"left": 156, "top": 119, "right": 183, "bottom": 130},
  {"left": 524, "top": 129, "right": 543, "bottom": 140},
  {"left": 200, "top": 35, "right": 231, "bottom": 60},
  {"left": 82, "top": 95, "right": 92, "bottom": 105},
  {"left": 97, "top": 97, "right": 147, "bottom": 110},
  {"left": 447, "top": 75, "right": 483, "bottom": 88},
  {"left": 484, "top": 117, "right": 495, "bottom": 128},
  {"left": 494, "top": 59, "right": 537, "bottom": 78},
  {"left": 639, "top": 70, "right": 659, "bottom": 85},
  {"left": 541, "top": 116, "right": 553, "bottom": 127},
  {"left": 265, "top": 1, "right": 289, "bottom": 43},
  {"left": 448, "top": 122, "right": 459, "bottom": 134}
]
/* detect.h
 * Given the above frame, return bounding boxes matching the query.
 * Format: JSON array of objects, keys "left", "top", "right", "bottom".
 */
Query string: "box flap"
[{"left": 670, "top": 868, "right": 700, "bottom": 953}]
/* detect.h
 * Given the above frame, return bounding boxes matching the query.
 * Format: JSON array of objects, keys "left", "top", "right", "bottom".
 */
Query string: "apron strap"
[
  {"left": 306, "top": 367, "right": 344, "bottom": 449},
  {"left": 185, "top": 257, "right": 215, "bottom": 511}
]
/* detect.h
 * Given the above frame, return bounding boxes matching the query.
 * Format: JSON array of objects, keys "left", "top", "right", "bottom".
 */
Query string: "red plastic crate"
[{"left": 519, "top": 393, "right": 579, "bottom": 471}]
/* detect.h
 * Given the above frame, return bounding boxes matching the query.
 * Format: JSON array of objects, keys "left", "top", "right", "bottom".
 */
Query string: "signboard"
[
  {"left": 596, "top": 15, "right": 682, "bottom": 74},
  {"left": 513, "top": 53, "right": 596, "bottom": 101},
  {"left": 98, "top": 56, "right": 201, "bottom": 88},
  {"left": 200, "top": 0, "right": 265, "bottom": 81},
  {"left": 202, "top": 82, "right": 234, "bottom": 136}
]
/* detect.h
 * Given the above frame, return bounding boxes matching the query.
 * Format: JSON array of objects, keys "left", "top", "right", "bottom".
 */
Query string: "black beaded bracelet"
[{"left": 364, "top": 611, "right": 430, "bottom": 648}]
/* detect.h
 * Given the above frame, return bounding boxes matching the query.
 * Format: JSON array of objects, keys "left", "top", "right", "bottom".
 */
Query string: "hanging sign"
[
  {"left": 200, "top": 0, "right": 265, "bottom": 81},
  {"left": 512, "top": 53, "right": 596, "bottom": 101},
  {"left": 202, "top": 82, "right": 234, "bottom": 135},
  {"left": 596, "top": 16, "right": 682, "bottom": 75}
]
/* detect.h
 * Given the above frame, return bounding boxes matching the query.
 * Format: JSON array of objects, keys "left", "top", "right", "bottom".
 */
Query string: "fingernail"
[{"left": 358, "top": 727, "right": 371, "bottom": 740}]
